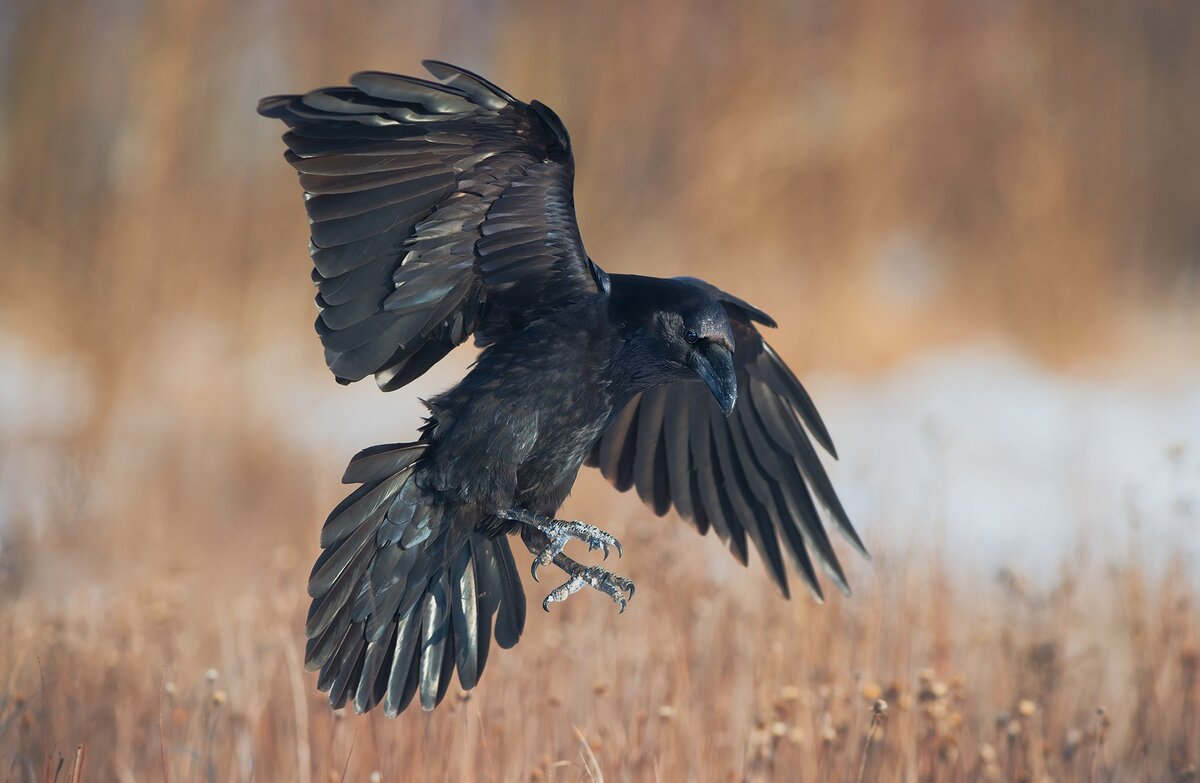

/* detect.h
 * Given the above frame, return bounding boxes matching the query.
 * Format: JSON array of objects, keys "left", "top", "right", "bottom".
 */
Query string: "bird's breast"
[
  {"left": 513, "top": 379, "right": 615, "bottom": 512},
  {"left": 422, "top": 305, "right": 620, "bottom": 516}
]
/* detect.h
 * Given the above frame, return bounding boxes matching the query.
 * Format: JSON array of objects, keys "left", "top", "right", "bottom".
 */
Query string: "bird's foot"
[
  {"left": 530, "top": 519, "right": 622, "bottom": 580},
  {"left": 508, "top": 511, "right": 622, "bottom": 580},
  {"left": 542, "top": 553, "right": 635, "bottom": 614}
]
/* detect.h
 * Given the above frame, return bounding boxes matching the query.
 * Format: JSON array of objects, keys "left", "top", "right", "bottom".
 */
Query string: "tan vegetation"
[
  {"left": 1, "top": 0, "right": 1197, "bottom": 780},
  {"left": 3, "top": 496, "right": 1198, "bottom": 781}
]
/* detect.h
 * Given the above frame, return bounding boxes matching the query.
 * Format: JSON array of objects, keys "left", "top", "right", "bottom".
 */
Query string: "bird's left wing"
[
  {"left": 259, "top": 61, "right": 607, "bottom": 390},
  {"left": 585, "top": 285, "right": 867, "bottom": 600}
]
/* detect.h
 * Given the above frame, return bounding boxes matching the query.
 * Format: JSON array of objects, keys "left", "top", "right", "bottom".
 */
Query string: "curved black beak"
[{"left": 691, "top": 342, "right": 738, "bottom": 415}]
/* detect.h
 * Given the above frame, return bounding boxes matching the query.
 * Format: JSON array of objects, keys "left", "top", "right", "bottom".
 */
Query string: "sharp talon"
[
  {"left": 614, "top": 539, "right": 623, "bottom": 559},
  {"left": 531, "top": 561, "right": 541, "bottom": 582}
]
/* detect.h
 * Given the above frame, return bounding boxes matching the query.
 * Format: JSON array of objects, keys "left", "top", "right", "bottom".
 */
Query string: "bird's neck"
[{"left": 605, "top": 330, "right": 678, "bottom": 411}]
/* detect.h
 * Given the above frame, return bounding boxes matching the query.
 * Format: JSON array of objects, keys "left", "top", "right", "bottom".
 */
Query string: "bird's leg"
[
  {"left": 503, "top": 507, "right": 622, "bottom": 580},
  {"left": 541, "top": 551, "right": 636, "bottom": 614}
]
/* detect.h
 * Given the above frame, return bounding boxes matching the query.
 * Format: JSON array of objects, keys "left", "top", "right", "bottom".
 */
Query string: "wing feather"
[
  {"left": 588, "top": 284, "right": 865, "bottom": 598},
  {"left": 260, "top": 62, "right": 606, "bottom": 389}
]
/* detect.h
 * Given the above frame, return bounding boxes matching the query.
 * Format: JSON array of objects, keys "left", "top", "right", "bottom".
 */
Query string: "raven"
[{"left": 259, "top": 62, "right": 866, "bottom": 716}]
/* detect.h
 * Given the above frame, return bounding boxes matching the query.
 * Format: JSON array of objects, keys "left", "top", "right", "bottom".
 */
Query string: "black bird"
[{"left": 259, "top": 62, "right": 866, "bottom": 716}]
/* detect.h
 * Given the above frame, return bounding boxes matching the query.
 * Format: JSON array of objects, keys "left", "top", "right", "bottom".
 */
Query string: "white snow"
[{"left": 2, "top": 330, "right": 1196, "bottom": 580}]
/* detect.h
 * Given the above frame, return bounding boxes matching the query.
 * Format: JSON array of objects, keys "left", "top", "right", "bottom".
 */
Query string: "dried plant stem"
[
  {"left": 575, "top": 726, "right": 606, "bottom": 783},
  {"left": 158, "top": 669, "right": 170, "bottom": 783},
  {"left": 856, "top": 700, "right": 888, "bottom": 783},
  {"left": 1090, "top": 707, "right": 1109, "bottom": 783},
  {"left": 70, "top": 744, "right": 85, "bottom": 783}
]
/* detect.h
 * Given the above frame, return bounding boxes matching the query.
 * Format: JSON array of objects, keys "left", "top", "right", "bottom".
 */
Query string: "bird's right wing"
[
  {"left": 259, "top": 61, "right": 608, "bottom": 390},
  {"left": 586, "top": 288, "right": 867, "bottom": 601}
]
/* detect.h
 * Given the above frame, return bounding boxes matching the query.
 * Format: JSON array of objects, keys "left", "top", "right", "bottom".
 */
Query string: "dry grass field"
[
  {"left": 3, "top": 483, "right": 1199, "bottom": 782},
  {"left": 2, "top": 1, "right": 1199, "bottom": 780}
]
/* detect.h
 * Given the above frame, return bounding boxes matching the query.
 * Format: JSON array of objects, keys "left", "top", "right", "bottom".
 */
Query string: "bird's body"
[
  {"left": 421, "top": 294, "right": 615, "bottom": 524},
  {"left": 260, "top": 62, "right": 866, "bottom": 717}
]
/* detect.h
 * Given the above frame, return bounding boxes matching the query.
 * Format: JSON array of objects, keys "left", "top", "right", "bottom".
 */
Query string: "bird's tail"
[{"left": 304, "top": 441, "right": 526, "bottom": 715}]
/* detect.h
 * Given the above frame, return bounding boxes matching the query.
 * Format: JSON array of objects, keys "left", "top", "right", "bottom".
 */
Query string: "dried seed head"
[
  {"left": 205, "top": 668, "right": 219, "bottom": 683},
  {"left": 369, "top": 773, "right": 382, "bottom": 783},
  {"left": 1006, "top": 719, "right": 1022, "bottom": 739},
  {"left": 1017, "top": 699, "right": 1036, "bottom": 717},
  {"left": 872, "top": 699, "right": 889, "bottom": 718},
  {"left": 658, "top": 705, "right": 676, "bottom": 720},
  {"left": 212, "top": 690, "right": 227, "bottom": 706},
  {"left": 861, "top": 682, "right": 883, "bottom": 701},
  {"left": 1062, "top": 728, "right": 1083, "bottom": 762},
  {"left": 979, "top": 743, "right": 997, "bottom": 763}
]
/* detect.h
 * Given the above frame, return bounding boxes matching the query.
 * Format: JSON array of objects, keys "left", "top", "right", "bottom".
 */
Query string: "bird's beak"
[{"left": 691, "top": 343, "right": 738, "bottom": 415}]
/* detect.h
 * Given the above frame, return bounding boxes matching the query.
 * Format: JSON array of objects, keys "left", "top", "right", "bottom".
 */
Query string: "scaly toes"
[
  {"left": 542, "top": 575, "right": 586, "bottom": 612},
  {"left": 579, "top": 566, "right": 635, "bottom": 613},
  {"left": 555, "top": 520, "right": 622, "bottom": 560},
  {"left": 539, "top": 559, "right": 636, "bottom": 613}
]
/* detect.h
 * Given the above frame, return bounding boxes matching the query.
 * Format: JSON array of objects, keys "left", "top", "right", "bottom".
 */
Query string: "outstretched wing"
[
  {"left": 585, "top": 286, "right": 867, "bottom": 600},
  {"left": 259, "top": 61, "right": 608, "bottom": 390}
]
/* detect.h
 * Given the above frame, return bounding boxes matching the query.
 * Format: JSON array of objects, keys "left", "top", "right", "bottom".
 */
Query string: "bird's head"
[{"left": 608, "top": 276, "right": 739, "bottom": 415}]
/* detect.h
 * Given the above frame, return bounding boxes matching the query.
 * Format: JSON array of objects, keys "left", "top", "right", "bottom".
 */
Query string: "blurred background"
[{"left": 1, "top": 1, "right": 1198, "bottom": 780}]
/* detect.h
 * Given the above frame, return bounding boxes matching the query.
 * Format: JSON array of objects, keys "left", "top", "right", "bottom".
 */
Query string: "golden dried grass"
[{"left": 2, "top": 455, "right": 1197, "bottom": 781}]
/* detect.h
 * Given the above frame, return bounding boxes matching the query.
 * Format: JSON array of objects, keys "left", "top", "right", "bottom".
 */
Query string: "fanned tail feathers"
[{"left": 305, "top": 441, "right": 526, "bottom": 715}]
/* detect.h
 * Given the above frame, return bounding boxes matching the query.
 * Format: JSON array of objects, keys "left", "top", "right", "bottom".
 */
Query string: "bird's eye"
[{"left": 684, "top": 329, "right": 699, "bottom": 344}]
